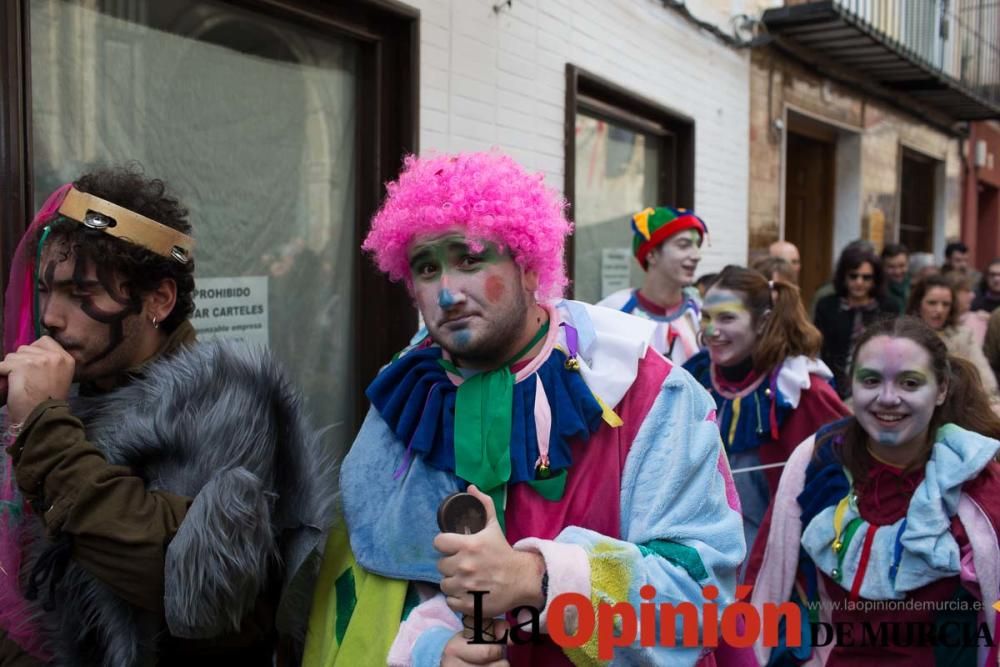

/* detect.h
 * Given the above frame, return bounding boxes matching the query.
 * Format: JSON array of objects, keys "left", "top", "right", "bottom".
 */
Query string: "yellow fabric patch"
[
  {"left": 832, "top": 494, "right": 851, "bottom": 553},
  {"left": 632, "top": 208, "right": 655, "bottom": 241},
  {"left": 303, "top": 526, "right": 409, "bottom": 667},
  {"left": 562, "top": 541, "right": 634, "bottom": 666},
  {"left": 594, "top": 394, "right": 624, "bottom": 428},
  {"left": 727, "top": 396, "right": 741, "bottom": 446}
]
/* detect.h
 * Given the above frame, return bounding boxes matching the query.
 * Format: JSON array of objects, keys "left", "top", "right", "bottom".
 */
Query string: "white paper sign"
[
  {"left": 191, "top": 276, "right": 269, "bottom": 345},
  {"left": 601, "top": 248, "right": 632, "bottom": 299}
]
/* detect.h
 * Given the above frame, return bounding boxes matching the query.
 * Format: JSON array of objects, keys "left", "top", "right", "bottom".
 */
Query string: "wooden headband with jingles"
[{"left": 56, "top": 187, "right": 195, "bottom": 263}]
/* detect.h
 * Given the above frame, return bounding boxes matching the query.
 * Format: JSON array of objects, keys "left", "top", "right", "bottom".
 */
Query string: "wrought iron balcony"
[{"left": 762, "top": 0, "right": 1000, "bottom": 121}]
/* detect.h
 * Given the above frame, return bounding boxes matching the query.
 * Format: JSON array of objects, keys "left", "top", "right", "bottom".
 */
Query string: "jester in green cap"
[{"left": 597, "top": 206, "right": 708, "bottom": 366}]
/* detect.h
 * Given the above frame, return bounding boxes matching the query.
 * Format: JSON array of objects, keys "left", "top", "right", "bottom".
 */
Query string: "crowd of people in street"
[{"left": 0, "top": 151, "right": 998, "bottom": 666}]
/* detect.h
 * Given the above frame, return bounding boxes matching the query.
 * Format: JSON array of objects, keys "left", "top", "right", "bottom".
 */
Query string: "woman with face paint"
[
  {"left": 684, "top": 266, "right": 849, "bottom": 552},
  {"left": 814, "top": 245, "right": 896, "bottom": 399},
  {"left": 745, "top": 316, "right": 1000, "bottom": 666},
  {"left": 907, "top": 274, "right": 999, "bottom": 399}
]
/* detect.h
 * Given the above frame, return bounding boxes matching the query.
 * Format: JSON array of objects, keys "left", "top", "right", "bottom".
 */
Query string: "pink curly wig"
[{"left": 362, "top": 151, "right": 572, "bottom": 301}]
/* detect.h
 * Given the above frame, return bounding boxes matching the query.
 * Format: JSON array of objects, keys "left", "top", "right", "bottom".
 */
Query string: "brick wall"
[{"left": 400, "top": 0, "right": 751, "bottom": 273}]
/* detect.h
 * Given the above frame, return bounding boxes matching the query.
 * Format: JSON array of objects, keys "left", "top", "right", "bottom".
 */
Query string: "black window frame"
[{"left": 564, "top": 64, "right": 695, "bottom": 299}]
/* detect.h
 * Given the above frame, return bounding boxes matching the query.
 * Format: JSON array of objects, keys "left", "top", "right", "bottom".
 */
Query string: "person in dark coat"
[{"left": 813, "top": 244, "right": 894, "bottom": 399}]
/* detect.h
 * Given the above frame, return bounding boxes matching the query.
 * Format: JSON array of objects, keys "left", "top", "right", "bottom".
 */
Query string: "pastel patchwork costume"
[
  {"left": 597, "top": 207, "right": 708, "bottom": 366},
  {"left": 304, "top": 300, "right": 745, "bottom": 666},
  {"left": 745, "top": 419, "right": 1000, "bottom": 666},
  {"left": 684, "top": 352, "right": 849, "bottom": 552}
]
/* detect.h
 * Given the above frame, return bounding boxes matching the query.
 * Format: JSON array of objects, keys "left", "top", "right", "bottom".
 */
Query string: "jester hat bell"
[{"left": 630, "top": 206, "right": 707, "bottom": 270}]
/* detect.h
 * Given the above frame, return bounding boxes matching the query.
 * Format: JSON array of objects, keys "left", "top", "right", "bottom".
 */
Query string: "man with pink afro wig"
[
  {"left": 362, "top": 151, "right": 571, "bottom": 301},
  {"left": 305, "top": 151, "right": 743, "bottom": 667}
]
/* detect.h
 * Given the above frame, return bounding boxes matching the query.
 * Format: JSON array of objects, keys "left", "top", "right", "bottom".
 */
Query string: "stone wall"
[{"left": 749, "top": 47, "right": 961, "bottom": 260}]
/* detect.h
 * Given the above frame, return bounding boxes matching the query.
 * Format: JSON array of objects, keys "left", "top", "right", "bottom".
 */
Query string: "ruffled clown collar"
[
  {"left": 798, "top": 422, "right": 1000, "bottom": 600},
  {"left": 366, "top": 303, "right": 626, "bottom": 516},
  {"left": 684, "top": 351, "right": 833, "bottom": 453}
]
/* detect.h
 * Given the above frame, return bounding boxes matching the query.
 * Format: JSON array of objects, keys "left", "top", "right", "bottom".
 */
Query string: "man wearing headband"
[
  {"left": 597, "top": 206, "right": 708, "bottom": 366},
  {"left": 303, "top": 152, "right": 743, "bottom": 665},
  {"left": 0, "top": 166, "right": 334, "bottom": 665}
]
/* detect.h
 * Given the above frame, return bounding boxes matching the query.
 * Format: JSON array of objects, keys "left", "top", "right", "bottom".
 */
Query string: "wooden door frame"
[
  {"left": 778, "top": 103, "right": 861, "bottom": 242},
  {"left": 784, "top": 129, "right": 836, "bottom": 302}
]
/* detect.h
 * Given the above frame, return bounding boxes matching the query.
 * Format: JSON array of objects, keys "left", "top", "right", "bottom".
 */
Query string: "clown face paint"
[
  {"left": 701, "top": 288, "right": 756, "bottom": 368},
  {"left": 919, "top": 286, "right": 952, "bottom": 331},
  {"left": 409, "top": 231, "right": 532, "bottom": 368},
  {"left": 649, "top": 230, "right": 702, "bottom": 288},
  {"left": 852, "top": 335, "right": 946, "bottom": 456},
  {"left": 37, "top": 240, "right": 146, "bottom": 382}
]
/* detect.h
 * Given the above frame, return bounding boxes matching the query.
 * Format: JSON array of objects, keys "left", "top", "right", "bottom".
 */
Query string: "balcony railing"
[
  {"left": 762, "top": 0, "right": 1000, "bottom": 120},
  {"left": 836, "top": 0, "right": 1000, "bottom": 102}
]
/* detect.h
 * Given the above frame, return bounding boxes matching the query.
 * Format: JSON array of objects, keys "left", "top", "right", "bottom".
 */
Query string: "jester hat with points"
[{"left": 630, "top": 206, "right": 707, "bottom": 270}]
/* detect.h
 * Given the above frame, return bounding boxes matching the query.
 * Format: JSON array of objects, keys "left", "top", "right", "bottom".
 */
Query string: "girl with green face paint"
[
  {"left": 746, "top": 316, "right": 1000, "bottom": 666},
  {"left": 683, "top": 266, "right": 849, "bottom": 557},
  {"left": 701, "top": 288, "right": 755, "bottom": 369},
  {"left": 851, "top": 336, "right": 945, "bottom": 460},
  {"left": 842, "top": 316, "right": 1000, "bottom": 472}
]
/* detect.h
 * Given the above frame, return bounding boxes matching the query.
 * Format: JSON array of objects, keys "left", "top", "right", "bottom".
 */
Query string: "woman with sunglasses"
[
  {"left": 814, "top": 245, "right": 895, "bottom": 399},
  {"left": 745, "top": 316, "right": 1000, "bottom": 666},
  {"left": 684, "top": 266, "right": 849, "bottom": 552}
]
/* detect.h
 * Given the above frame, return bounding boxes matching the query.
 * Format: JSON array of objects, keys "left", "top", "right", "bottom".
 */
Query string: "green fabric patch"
[
  {"left": 638, "top": 540, "right": 709, "bottom": 583},
  {"left": 528, "top": 468, "right": 567, "bottom": 501},
  {"left": 834, "top": 518, "right": 864, "bottom": 583},
  {"left": 334, "top": 567, "right": 357, "bottom": 645},
  {"left": 401, "top": 582, "right": 422, "bottom": 622},
  {"left": 452, "top": 363, "right": 514, "bottom": 525},
  {"left": 441, "top": 322, "right": 550, "bottom": 534}
]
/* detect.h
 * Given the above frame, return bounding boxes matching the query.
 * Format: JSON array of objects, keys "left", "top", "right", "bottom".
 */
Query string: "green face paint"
[
  {"left": 407, "top": 234, "right": 503, "bottom": 282},
  {"left": 701, "top": 288, "right": 755, "bottom": 368},
  {"left": 853, "top": 335, "right": 940, "bottom": 451},
  {"left": 407, "top": 230, "right": 530, "bottom": 369}
]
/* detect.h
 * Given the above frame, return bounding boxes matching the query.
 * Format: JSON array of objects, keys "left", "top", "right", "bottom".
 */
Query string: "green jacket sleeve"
[{"left": 8, "top": 399, "right": 192, "bottom": 613}]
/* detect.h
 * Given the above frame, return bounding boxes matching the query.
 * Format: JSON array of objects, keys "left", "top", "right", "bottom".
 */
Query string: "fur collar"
[{"left": 28, "top": 340, "right": 338, "bottom": 666}]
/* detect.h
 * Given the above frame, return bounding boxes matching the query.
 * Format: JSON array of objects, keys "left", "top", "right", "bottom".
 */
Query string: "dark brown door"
[
  {"left": 785, "top": 132, "right": 835, "bottom": 305},
  {"left": 899, "top": 151, "right": 936, "bottom": 254}
]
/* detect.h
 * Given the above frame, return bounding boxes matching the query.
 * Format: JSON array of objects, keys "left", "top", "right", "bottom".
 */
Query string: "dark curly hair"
[
  {"left": 34, "top": 164, "right": 195, "bottom": 331},
  {"left": 833, "top": 244, "right": 883, "bottom": 300}
]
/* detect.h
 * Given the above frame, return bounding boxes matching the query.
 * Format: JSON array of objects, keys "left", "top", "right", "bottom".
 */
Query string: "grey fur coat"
[{"left": 22, "top": 340, "right": 338, "bottom": 666}]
